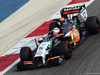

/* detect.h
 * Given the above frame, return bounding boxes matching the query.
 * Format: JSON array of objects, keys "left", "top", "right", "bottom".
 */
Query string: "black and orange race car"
[{"left": 17, "top": 4, "right": 100, "bottom": 70}]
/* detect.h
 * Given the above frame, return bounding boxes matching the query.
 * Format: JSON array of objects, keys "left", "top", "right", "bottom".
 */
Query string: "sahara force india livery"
[{"left": 17, "top": 4, "right": 100, "bottom": 70}]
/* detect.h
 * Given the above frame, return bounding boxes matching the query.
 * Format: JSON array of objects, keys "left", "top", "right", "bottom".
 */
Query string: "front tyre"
[
  {"left": 85, "top": 16, "right": 100, "bottom": 34},
  {"left": 17, "top": 62, "right": 25, "bottom": 71},
  {"left": 59, "top": 41, "right": 72, "bottom": 60},
  {"left": 20, "top": 47, "right": 33, "bottom": 61}
]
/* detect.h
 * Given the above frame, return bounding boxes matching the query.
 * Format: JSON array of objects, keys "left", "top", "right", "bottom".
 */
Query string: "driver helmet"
[{"left": 53, "top": 27, "right": 60, "bottom": 37}]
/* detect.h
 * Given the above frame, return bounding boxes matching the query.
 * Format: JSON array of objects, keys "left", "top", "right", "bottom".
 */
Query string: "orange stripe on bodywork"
[
  {"left": 68, "top": 29, "right": 80, "bottom": 44},
  {"left": 63, "top": 10, "right": 80, "bottom": 15},
  {"left": 24, "top": 61, "right": 33, "bottom": 65},
  {"left": 60, "top": 17, "right": 65, "bottom": 21},
  {"left": 63, "top": 11, "right": 72, "bottom": 15},
  {"left": 72, "top": 10, "right": 80, "bottom": 13},
  {"left": 53, "top": 33, "right": 64, "bottom": 37},
  {"left": 38, "top": 35, "right": 46, "bottom": 43},
  {"left": 47, "top": 56, "right": 60, "bottom": 62}
]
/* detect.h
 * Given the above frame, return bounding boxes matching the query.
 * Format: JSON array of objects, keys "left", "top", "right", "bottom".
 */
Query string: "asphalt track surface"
[{"left": 5, "top": 0, "right": 100, "bottom": 75}]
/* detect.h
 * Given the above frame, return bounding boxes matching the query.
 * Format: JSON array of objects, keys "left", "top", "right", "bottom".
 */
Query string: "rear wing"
[{"left": 61, "top": 4, "right": 88, "bottom": 21}]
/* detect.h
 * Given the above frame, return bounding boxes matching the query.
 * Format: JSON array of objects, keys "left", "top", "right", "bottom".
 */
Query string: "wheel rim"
[
  {"left": 58, "top": 56, "right": 63, "bottom": 64},
  {"left": 95, "top": 18, "right": 100, "bottom": 32},
  {"left": 96, "top": 23, "right": 100, "bottom": 31}
]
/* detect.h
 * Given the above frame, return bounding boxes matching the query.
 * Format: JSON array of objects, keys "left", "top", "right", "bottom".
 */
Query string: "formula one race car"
[{"left": 17, "top": 4, "right": 100, "bottom": 70}]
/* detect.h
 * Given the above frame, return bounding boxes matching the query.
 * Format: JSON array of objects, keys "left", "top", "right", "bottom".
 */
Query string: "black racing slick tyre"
[
  {"left": 20, "top": 47, "right": 33, "bottom": 61},
  {"left": 17, "top": 62, "right": 25, "bottom": 71},
  {"left": 49, "top": 22, "right": 56, "bottom": 32},
  {"left": 59, "top": 41, "right": 72, "bottom": 60},
  {"left": 86, "top": 16, "right": 100, "bottom": 34}
]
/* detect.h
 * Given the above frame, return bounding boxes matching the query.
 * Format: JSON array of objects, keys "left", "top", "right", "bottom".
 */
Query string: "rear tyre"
[
  {"left": 59, "top": 41, "right": 72, "bottom": 60},
  {"left": 20, "top": 47, "right": 33, "bottom": 61},
  {"left": 85, "top": 16, "right": 100, "bottom": 34}
]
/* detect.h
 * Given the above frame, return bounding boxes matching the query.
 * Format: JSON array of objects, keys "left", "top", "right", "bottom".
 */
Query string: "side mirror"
[{"left": 38, "top": 36, "right": 46, "bottom": 43}]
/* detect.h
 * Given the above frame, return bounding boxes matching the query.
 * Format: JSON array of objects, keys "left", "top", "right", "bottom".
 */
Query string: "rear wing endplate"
[{"left": 61, "top": 4, "right": 88, "bottom": 21}]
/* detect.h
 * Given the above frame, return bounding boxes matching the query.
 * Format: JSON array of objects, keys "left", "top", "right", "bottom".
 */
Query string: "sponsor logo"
[
  {"left": 39, "top": 47, "right": 43, "bottom": 50},
  {"left": 83, "top": 11, "right": 87, "bottom": 19},
  {"left": 36, "top": 51, "right": 43, "bottom": 55},
  {"left": 42, "top": 44, "right": 45, "bottom": 45},
  {"left": 64, "top": 6, "right": 80, "bottom": 11},
  {"left": 74, "top": 32, "right": 80, "bottom": 39}
]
